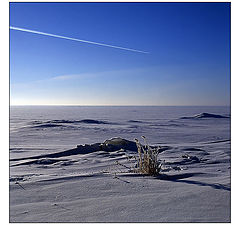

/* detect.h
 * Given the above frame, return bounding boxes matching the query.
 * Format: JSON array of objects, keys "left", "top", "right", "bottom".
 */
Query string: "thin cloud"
[
  {"left": 50, "top": 67, "right": 150, "bottom": 81},
  {"left": 10, "top": 26, "right": 149, "bottom": 54},
  {"left": 11, "top": 67, "right": 155, "bottom": 87},
  {"left": 50, "top": 74, "right": 83, "bottom": 81}
]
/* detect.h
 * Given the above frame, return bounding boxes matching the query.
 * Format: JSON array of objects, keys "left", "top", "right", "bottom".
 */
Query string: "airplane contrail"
[{"left": 10, "top": 26, "right": 149, "bottom": 54}]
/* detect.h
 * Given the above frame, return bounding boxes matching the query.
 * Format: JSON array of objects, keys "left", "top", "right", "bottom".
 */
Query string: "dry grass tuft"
[{"left": 134, "top": 136, "right": 162, "bottom": 176}]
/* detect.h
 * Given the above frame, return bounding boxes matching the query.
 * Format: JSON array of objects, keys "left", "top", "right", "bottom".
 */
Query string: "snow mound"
[{"left": 180, "top": 112, "right": 229, "bottom": 119}]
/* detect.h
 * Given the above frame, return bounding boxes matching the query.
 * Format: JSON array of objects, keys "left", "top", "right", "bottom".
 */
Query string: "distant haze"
[{"left": 10, "top": 2, "right": 230, "bottom": 106}]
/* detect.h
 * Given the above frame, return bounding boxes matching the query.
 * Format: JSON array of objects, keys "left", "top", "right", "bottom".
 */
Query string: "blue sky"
[{"left": 10, "top": 2, "right": 230, "bottom": 106}]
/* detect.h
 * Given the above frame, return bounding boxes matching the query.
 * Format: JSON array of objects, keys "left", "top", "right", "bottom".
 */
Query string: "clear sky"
[{"left": 10, "top": 2, "right": 230, "bottom": 106}]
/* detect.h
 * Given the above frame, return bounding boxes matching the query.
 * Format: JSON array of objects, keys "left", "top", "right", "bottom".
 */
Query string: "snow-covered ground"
[{"left": 10, "top": 106, "right": 230, "bottom": 222}]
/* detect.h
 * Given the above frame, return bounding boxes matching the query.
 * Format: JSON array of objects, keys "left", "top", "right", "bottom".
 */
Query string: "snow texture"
[{"left": 10, "top": 106, "right": 230, "bottom": 222}]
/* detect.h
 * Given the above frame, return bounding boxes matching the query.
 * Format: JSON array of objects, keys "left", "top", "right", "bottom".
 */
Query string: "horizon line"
[{"left": 10, "top": 104, "right": 230, "bottom": 107}]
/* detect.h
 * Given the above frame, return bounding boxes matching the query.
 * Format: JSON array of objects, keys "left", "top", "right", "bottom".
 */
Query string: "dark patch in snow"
[
  {"left": 31, "top": 119, "right": 110, "bottom": 125},
  {"left": 33, "top": 124, "right": 65, "bottom": 128},
  {"left": 11, "top": 158, "right": 70, "bottom": 167},
  {"left": 128, "top": 120, "right": 143, "bottom": 123}
]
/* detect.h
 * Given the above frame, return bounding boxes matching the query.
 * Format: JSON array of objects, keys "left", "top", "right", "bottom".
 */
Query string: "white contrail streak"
[{"left": 10, "top": 26, "right": 149, "bottom": 54}]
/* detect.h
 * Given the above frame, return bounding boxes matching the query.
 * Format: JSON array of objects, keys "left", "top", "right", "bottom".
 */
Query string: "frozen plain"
[{"left": 9, "top": 106, "right": 230, "bottom": 222}]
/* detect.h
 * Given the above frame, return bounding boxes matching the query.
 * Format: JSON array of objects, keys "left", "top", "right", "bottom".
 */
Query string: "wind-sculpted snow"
[
  {"left": 10, "top": 138, "right": 165, "bottom": 163},
  {"left": 10, "top": 106, "right": 230, "bottom": 222},
  {"left": 180, "top": 112, "right": 230, "bottom": 119},
  {"left": 11, "top": 158, "right": 70, "bottom": 167},
  {"left": 33, "top": 123, "right": 67, "bottom": 128},
  {"left": 77, "top": 119, "right": 110, "bottom": 124},
  {"left": 25, "top": 119, "right": 116, "bottom": 131},
  {"left": 30, "top": 119, "right": 110, "bottom": 126},
  {"left": 9, "top": 135, "right": 230, "bottom": 222},
  {"left": 9, "top": 136, "right": 227, "bottom": 176}
]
